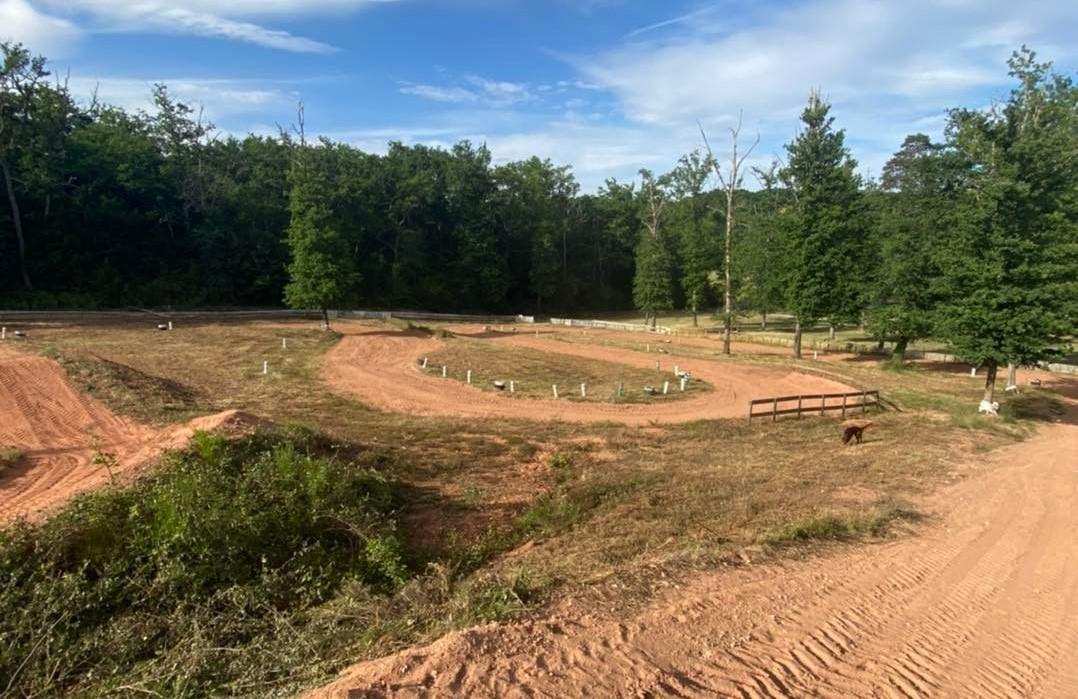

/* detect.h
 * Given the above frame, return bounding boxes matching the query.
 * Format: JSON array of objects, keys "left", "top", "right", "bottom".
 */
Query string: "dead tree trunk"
[
  {"left": 1, "top": 157, "right": 32, "bottom": 291},
  {"left": 700, "top": 113, "right": 758, "bottom": 356}
]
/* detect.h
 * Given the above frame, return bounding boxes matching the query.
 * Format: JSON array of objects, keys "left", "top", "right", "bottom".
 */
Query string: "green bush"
[{"left": 0, "top": 428, "right": 405, "bottom": 697}]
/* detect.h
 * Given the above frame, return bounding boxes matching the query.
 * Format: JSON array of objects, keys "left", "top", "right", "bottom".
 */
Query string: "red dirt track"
[
  {"left": 322, "top": 324, "right": 855, "bottom": 425},
  {"left": 0, "top": 345, "right": 260, "bottom": 523},
  {"left": 312, "top": 405, "right": 1078, "bottom": 699}
]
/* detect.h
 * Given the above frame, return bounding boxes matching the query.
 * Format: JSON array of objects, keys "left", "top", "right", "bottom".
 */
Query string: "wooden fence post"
[
  {"left": 841, "top": 393, "right": 848, "bottom": 417},
  {"left": 820, "top": 395, "right": 826, "bottom": 416},
  {"left": 772, "top": 398, "right": 778, "bottom": 422},
  {"left": 797, "top": 395, "right": 803, "bottom": 419},
  {"left": 862, "top": 390, "right": 868, "bottom": 413}
]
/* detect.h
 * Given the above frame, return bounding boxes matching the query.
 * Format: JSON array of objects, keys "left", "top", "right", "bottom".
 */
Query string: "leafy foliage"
[{"left": 0, "top": 428, "right": 405, "bottom": 697}]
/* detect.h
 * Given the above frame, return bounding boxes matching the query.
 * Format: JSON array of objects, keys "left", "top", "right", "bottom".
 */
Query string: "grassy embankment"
[{"left": 0, "top": 319, "right": 1065, "bottom": 696}]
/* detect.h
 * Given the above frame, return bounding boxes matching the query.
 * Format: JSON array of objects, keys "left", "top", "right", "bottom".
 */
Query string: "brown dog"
[{"left": 842, "top": 420, "right": 873, "bottom": 445}]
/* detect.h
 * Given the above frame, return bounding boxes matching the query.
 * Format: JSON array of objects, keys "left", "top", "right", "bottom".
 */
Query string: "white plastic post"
[
  {"left": 680, "top": 377, "right": 687, "bottom": 392},
  {"left": 646, "top": 343, "right": 650, "bottom": 352},
  {"left": 581, "top": 383, "right": 586, "bottom": 398},
  {"left": 282, "top": 338, "right": 287, "bottom": 349},
  {"left": 509, "top": 381, "right": 515, "bottom": 393},
  {"left": 970, "top": 367, "right": 977, "bottom": 377},
  {"left": 662, "top": 381, "right": 669, "bottom": 395},
  {"left": 168, "top": 321, "right": 173, "bottom": 331},
  {"left": 813, "top": 351, "right": 818, "bottom": 360},
  {"left": 1, "top": 327, "right": 5, "bottom": 340},
  {"left": 674, "top": 365, "right": 679, "bottom": 375},
  {"left": 553, "top": 385, "right": 559, "bottom": 399},
  {"left": 442, "top": 366, "right": 447, "bottom": 378},
  {"left": 421, "top": 357, "right": 428, "bottom": 368},
  {"left": 262, "top": 361, "right": 268, "bottom": 375},
  {"left": 466, "top": 370, "right": 472, "bottom": 384}
]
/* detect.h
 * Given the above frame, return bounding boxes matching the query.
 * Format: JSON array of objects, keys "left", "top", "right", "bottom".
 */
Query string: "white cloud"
[
  {"left": 65, "top": 76, "right": 298, "bottom": 122},
  {"left": 399, "top": 83, "right": 478, "bottom": 104},
  {"left": 569, "top": 0, "right": 1078, "bottom": 184},
  {"left": 400, "top": 75, "right": 538, "bottom": 108},
  {"left": 28, "top": 0, "right": 401, "bottom": 52},
  {"left": 0, "top": 0, "right": 80, "bottom": 55}
]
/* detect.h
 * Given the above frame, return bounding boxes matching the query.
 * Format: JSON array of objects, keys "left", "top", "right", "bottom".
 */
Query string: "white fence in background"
[{"left": 549, "top": 317, "right": 672, "bottom": 334}]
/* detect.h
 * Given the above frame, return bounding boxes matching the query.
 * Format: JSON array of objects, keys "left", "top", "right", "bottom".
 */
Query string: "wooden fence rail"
[{"left": 748, "top": 390, "right": 881, "bottom": 422}]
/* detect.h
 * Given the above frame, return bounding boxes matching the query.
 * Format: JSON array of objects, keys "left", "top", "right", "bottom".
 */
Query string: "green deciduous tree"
[
  {"left": 935, "top": 48, "right": 1078, "bottom": 405},
  {"left": 866, "top": 134, "right": 955, "bottom": 360},
  {"left": 283, "top": 114, "right": 357, "bottom": 328},
  {"left": 668, "top": 150, "right": 718, "bottom": 327},
  {"left": 633, "top": 170, "right": 675, "bottom": 326}
]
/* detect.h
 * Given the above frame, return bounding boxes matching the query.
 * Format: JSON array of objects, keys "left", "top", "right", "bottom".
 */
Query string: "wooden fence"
[{"left": 748, "top": 390, "right": 881, "bottom": 422}]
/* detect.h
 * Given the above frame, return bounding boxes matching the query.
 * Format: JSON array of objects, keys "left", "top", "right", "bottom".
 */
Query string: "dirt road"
[
  {"left": 322, "top": 325, "right": 854, "bottom": 425},
  {"left": 313, "top": 411, "right": 1078, "bottom": 698}
]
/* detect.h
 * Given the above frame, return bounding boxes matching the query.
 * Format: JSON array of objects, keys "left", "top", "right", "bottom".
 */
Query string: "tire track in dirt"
[
  {"left": 321, "top": 325, "right": 854, "bottom": 425},
  {"left": 0, "top": 346, "right": 264, "bottom": 523},
  {"left": 310, "top": 408, "right": 1078, "bottom": 699}
]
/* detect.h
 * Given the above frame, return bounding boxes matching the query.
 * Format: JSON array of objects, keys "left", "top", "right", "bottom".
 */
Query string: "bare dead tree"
[{"left": 700, "top": 111, "right": 759, "bottom": 354}]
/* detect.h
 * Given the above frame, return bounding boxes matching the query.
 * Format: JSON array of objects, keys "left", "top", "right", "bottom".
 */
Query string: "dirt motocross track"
[
  {"left": 323, "top": 325, "right": 855, "bottom": 425},
  {"left": 0, "top": 346, "right": 260, "bottom": 523},
  {"left": 314, "top": 404, "right": 1078, "bottom": 698}
]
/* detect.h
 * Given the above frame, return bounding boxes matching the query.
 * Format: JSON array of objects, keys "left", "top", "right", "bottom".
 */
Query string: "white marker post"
[
  {"left": 466, "top": 370, "right": 472, "bottom": 385},
  {"left": 552, "top": 385, "right": 559, "bottom": 399},
  {"left": 662, "top": 381, "right": 669, "bottom": 395},
  {"left": 1, "top": 327, "right": 5, "bottom": 340},
  {"left": 674, "top": 365, "right": 679, "bottom": 376},
  {"left": 971, "top": 367, "right": 977, "bottom": 377},
  {"left": 580, "top": 383, "right": 586, "bottom": 398},
  {"left": 262, "top": 361, "right": 268, "bottom": 375},
  {"left": 509, "top": 381, "right": 515, "bottom": 393},
  {"left": 421, "top": 357, "right": 428, "bottom": 368},
  {"left": 282, "top": 338, "right": 287, "bottom": 349},
  {"left": 680, "top": 377, "right": 687, "bottom": 392},
  {"left": 813, "top": 351, "right": 818, "bottom": 360},
  {"left": 442, "top": 366, "right": 447, "bottom": 378},
  {"left": 646, "top": 344, "right": 650, "bottom": 353},
  {"left": 168, "top": 321, "right": 173, "bottom": 331}
]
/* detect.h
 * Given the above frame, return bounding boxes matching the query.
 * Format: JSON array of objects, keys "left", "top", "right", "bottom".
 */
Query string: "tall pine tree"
[{"left": 780, "top": 92, "right": 866, "bottom": 357}]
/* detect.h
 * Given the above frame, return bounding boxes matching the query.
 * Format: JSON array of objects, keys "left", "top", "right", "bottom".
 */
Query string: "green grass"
[
  {"left": 421, "top": 334, "right": 711, "bottom": 403},
  {"left": 0, "top": 428, "right": 406, "bottom": 698},
  {"left": 758, "top": 499, "right": 921, "bottom": 544}
]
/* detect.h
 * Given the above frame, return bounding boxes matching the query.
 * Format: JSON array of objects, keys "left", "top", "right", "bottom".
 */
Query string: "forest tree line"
[{"left": 2, "top": 43, "right": 1075, "bottom": 398}]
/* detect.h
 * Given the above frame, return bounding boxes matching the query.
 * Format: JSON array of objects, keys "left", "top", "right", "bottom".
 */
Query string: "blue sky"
[{"left": 3, "top": 0, "right": 1077, "bottom": 190}]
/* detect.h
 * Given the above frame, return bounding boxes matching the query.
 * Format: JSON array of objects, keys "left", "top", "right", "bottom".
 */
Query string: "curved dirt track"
[
  {"left": 0, "top": 346, "right": 260, "bottom": 523},
  {"left": 312, "top": 408, "right": 1078, "bottom": 699},
  {"left": 322, "top": 325, "right": 854, "bottom": 425}
]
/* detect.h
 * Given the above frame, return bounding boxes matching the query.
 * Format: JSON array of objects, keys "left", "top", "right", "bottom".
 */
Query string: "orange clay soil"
[
  {"left": 322, "top": 324, "right": 856, "bottom": 425},
  {"left": 0, "top": 344, "right": 262, "bottom": 524},
  {"left": 311, "top": 401, "right": 1078, "bottom": 699}
]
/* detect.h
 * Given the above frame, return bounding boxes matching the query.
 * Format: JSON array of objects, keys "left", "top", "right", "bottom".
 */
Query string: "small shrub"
[{"left": 0, "top": 447, "right": 22, "bottom": 474}]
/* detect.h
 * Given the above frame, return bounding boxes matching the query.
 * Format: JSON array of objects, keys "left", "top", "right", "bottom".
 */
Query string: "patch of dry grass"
[
  {"left": 421, "top": 334, "right": 710, "bottom": 403},
  {"left": 0, "top": 447, "right": 22, "bottom": 474}
]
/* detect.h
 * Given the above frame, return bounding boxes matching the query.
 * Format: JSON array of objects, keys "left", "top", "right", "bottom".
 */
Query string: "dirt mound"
[
  {"left": 311, "top": 416, "right": 1078, "bottom": 698},
  {"left": 0, "top": 346, "right": 270, "bottom": 524},
  {"left": 322, "top": 324, "right": 855, "bottom": 425}
]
